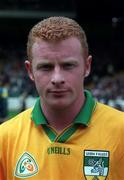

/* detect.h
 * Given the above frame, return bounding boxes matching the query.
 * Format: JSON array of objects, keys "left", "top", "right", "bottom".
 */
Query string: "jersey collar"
[{"left": 31, "top": 90, "right": 96, "bottom": 126}]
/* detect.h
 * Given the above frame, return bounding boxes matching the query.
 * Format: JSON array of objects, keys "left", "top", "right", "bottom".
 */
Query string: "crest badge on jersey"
[
  {"left": 14, "top": 152, "right": 39, "bottom": 178},
  {"left": 83, "top": 150, "right": 109, "bottom": 180}
]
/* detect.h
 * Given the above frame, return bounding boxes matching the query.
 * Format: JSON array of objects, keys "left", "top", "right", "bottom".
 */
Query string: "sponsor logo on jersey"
[
  {"left": 14, "top": 152, "right": 38, "bottom": 178},
  {"left": 47, "top": 146, "right": 70, "bottom": 155},
  {"left": 83, "top": 150, "right": 109, "bottom": 180}
]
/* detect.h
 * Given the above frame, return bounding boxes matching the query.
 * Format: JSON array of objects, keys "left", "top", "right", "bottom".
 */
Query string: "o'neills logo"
[
  {"left": 47, "top": 146, "right": 70, "bottom": 155},
  {"left": 14, "top": 152, "right": 38, "bottom": 178},
  {"left": 83, "top": 150, "right": 109, "bottom": 180}
]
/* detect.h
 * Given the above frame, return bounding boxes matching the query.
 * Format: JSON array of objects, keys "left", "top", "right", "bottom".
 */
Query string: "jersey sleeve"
[
  {"left": 0, "top": 163, "right": 4, "bottom": 180},
  {"left": 0, "top": 128, "right": 5, "bottom": 180},
  {"left": 116, "top": 118, "right": 124, "bottom": 179}
]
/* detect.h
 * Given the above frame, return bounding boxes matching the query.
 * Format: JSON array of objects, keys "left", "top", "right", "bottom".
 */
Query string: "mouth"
[{"left": 48, "top": 90, "right": 69, "bottom": 96}]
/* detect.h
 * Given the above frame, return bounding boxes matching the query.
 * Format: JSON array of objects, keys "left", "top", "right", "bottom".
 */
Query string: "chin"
[{"left": 48, "top": 101, "right": 71, "bottom": 110}]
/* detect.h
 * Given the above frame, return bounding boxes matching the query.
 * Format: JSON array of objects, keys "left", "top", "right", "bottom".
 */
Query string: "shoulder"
[
  {"left": 0, "top": 108, "right": 33, "bottom": 137},
  {"left": 91, "top": 102, "right": 124, "bottom": 139},
  {"left": 96, "top": 102, "right": 124, "bottom": 116},
  {"left": 93, "top": 102, "right": 124, "bottom": 129},
  {"left": 94, "top": 102, "right": 124, "bottom": 125}
]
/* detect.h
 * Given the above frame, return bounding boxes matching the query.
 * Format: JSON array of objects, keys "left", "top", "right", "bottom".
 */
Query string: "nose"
[{"left": 51, "top": 68, "right": 65, "bottom": 85}]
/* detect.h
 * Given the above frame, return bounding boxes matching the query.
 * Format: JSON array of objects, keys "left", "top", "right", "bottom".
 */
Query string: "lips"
[
  {"left": 48, "top": 89, "right": 69, "bottom": 95},
  {"left": 50, "top": 90, "right": 68, "bottom": 93}
]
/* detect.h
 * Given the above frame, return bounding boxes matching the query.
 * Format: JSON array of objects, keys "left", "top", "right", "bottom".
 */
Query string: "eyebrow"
[
  {"left": 36, "top": 58, "right": 79, "bottom": 67},
  {"left": 36, "top": 62, "right": 54, "bottom": 68},
  {"left": 61, "top": 59, "right": 79, "bottom": 65}
]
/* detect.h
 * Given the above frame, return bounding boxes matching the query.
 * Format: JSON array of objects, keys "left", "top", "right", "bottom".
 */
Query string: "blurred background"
[{"left": 0, "top": 0, "right": 124, "bottom": 123}]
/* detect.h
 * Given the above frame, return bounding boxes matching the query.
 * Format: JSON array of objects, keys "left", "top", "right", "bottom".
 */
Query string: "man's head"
[
  {"left": 27, "top": 16, "right": 89, "bottom": 61},
  {"left": 25, "top": 16, "right": 92, "bottom": 110}
]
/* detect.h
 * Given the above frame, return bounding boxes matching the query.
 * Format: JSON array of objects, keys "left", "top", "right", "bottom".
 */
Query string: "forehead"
[{"left": 32, "top": 37, "right": 83, "bottom": 59}]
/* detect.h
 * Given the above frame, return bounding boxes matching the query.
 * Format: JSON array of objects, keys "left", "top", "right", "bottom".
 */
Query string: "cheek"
[
  {"left": 34, "top": 73, "right": 49, "bottom": 90},
  {"left": 69, "top": 73, "right": 84, "bottom": 87}
]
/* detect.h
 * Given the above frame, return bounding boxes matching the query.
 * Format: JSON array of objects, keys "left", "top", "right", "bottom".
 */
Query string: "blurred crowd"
[
  {"left": 0, "top": 46, "right": 124, "bottom": 122},
  {"left": 0, "top": 46, "right": 37, "bottom": 97},
  {"left": 90, "top": 73, "right": 124, "bottom": 111},
  {"left": 0, "top": 46, "right": 37, "bottom": 122}
]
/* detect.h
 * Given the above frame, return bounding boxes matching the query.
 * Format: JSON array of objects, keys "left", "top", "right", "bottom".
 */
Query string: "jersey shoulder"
[
  {"left": 97, "top": 102, "right": 124, "bottom": 115},
  {"left": 0, "top": 108, "right": 33, "bottom": 136},
  {"left": 95, "top": 102, "right": 124, "bottom": 124}
]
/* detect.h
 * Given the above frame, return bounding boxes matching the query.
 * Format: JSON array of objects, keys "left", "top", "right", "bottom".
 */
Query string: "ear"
[
  {"left": 25, "top": 60, "right": 35, "bottom": 81},
  {"left": 84, "top": 55, "right": 92, "bottom": 77}
]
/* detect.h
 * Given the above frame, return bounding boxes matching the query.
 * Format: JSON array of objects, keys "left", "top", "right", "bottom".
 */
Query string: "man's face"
[{"left": 25, "top": 37, "right": 92, "bottom": 109}]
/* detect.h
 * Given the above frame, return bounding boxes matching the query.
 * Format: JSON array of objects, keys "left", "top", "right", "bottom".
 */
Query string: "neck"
[{"left": 41, "top": 94, "right": 85, "bottom": 132}]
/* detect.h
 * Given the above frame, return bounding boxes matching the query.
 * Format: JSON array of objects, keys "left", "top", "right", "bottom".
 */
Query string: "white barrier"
[
  {"left": 7, "top": 96, "right": 37, "bottom": 111},
  {"left": 7, "top": 96, "right": 124, "bottom": 111}
]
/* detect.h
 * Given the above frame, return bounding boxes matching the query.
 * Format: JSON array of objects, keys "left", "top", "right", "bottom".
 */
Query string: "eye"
[
  {"left": 62, "top": 62, "right": 77, "bottom": 70},
  {"left": 37, "top": 64, "right": 54, "bottom": 71}
]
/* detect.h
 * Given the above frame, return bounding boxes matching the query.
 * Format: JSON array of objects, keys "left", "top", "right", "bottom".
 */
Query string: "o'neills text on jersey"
[{"left": 47, "top": 147, "right": 70, "bottom": 155}]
